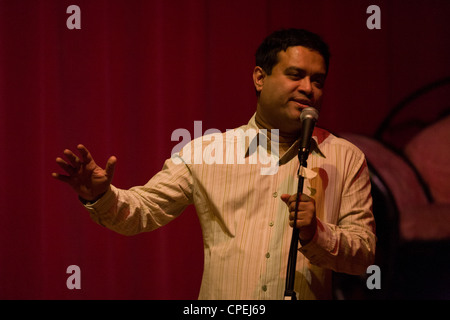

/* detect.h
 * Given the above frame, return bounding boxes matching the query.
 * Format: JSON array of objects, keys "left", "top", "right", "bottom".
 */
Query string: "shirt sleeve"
[
  {"left": 299, "top": 153, "right": 377, "bottom": 275},
  {"left": 83, "top": 155, "right": 194, "bottom": 236}
]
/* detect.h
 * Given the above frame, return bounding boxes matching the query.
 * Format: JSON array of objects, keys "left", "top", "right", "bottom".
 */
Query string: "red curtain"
[{"left": 1, "top": 0, "right": 449, "bottom": 299}]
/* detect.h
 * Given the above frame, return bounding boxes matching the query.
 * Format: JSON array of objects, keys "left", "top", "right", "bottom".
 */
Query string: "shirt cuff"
[
  {"left": 82, "top": 185, "right": 117, "bottom": 215},
  {"left": 298, "top": 218, "right": 338, "bottom": 258}
]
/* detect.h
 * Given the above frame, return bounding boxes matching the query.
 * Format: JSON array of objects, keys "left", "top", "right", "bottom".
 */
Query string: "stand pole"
[{"left": 284, "top": 152, "right": 308, "bottom": 300}]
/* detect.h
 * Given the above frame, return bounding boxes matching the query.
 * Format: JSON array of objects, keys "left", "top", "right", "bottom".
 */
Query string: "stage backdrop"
[{"left": 0, "top": 0, "right": 449, "bottom": 299}]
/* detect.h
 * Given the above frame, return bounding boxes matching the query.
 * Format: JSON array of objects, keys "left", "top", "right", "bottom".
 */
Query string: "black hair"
[{"left": 255, "top": 28, "right": 330, "bottom": 75}]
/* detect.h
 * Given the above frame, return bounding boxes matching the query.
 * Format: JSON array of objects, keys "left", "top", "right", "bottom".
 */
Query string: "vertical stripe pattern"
[{"left": 85, "top": 113, "right": 376, "bottom": 300}]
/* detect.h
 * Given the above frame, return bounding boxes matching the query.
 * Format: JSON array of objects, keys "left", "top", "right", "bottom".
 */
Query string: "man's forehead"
[
  {"left": 278, "top": 46, "right": 323, "bottom": 62},
  {"left": 275, "top": 46, "right": 326, "bottom": 72}
]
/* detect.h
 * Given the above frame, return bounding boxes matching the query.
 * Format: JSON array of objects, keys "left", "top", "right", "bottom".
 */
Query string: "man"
[{"left": 53, "top": 28, "right": 376, "bottom": 300}]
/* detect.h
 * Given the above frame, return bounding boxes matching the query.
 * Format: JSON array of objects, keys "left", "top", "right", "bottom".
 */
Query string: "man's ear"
[{"left": 253, "top": 66, "right": 266, "bottom": 94}]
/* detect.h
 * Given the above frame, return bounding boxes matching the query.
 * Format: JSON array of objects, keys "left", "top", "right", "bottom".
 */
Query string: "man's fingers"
[
  {"left": 63, "top": 149, "right": 81, "bottom": 168},
  {"left": 300, "top": 194, "right": 312, "bottom": 202},
  {"left": 281, "top": 193, "right": 310, "bottom": 206},
  {"left": 54, "top": 145, "right": 88, "bottom": 180},
  {"left": 56, "top": 157, "right": 75, "bottom": 175},
  {"left": 105, "top": 156, "right": 117, "bottom": 178},
  {"left": 77, "top": 144, "right": 93, "bottom": 164},
  {"left": 289, "top": 211, "right": 307, "bottom": 221},
  {"left": 51, "top": 172, "right": 71, "bottom": 183},
  {"left": 284, "top": 194, "right": 314, "bottom": 212},
  {"left": 288, "top": 212, "right": 310, "bottom": 228}
]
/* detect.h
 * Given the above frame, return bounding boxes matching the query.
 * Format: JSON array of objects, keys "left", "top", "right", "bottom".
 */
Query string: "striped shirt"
[{"left": 85, "top": 113, "right": 376, "bottom": 300}]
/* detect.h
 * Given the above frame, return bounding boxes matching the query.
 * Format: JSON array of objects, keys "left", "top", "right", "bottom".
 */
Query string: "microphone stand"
[
  {"left": 283, "top": 107, "right": 318, "bottom": 300},
  {"left": 283, "top": 146, "right": 309, "bottom": 300}
]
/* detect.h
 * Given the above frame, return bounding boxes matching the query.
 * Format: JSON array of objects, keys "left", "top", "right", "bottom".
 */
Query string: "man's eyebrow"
[
  {"left": 284, "top": 66, "right": 326, "bottom": 77},
  {"left": 284, "top": 66, "right": 304, "bottom": 73}
]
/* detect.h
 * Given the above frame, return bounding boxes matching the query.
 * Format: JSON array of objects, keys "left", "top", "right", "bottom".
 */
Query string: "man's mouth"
[{"left": 291, "top": 98, "right": 312, "bottom": 108}]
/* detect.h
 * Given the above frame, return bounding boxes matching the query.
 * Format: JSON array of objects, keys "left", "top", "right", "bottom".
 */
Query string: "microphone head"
[{"left": 300, "top": 107, "right": 319, "bottom": 122}]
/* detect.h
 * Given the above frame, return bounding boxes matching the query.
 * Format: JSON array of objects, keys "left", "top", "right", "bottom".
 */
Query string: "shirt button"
[
  {"left": 269, "top": 221, "right": 274, "bottom": 227},
  {"left": 272, "top": 192, "right": 278, "bottom": 198},
  {"left": 262, "top": 285, "right": 267, "bottom": 292},
  {"left": 265, "top": 252, "right": 270, "bottom": 258}
]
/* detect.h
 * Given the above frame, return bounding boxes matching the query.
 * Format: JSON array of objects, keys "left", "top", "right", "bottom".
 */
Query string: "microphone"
[{"left": 298, "top": 107, "right": 319, "bottom": 166}]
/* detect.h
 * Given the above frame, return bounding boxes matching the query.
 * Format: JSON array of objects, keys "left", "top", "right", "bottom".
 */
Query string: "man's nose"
[{"left": 297, "top": 78, "right": 313, "bottom": 97}]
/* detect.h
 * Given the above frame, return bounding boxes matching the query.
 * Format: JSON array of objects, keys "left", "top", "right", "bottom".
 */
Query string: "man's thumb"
[{"left": 280, "top": 193, "right": 291, "bottom": 204}]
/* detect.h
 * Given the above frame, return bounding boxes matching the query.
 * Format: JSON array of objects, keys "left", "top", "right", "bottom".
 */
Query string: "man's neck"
[{"left": 254, "top": 115, "right": 299, "bottom": 156}]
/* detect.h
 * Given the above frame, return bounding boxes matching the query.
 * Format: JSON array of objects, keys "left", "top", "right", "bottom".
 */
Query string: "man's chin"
[{"left": 287, "top": 110, "right": 303, "bottom": 123}]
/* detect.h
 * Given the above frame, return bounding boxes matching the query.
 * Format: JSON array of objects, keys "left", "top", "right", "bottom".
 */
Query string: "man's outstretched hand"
[{"left": 52, "top": 144, "right": 117, "bottom": 202}]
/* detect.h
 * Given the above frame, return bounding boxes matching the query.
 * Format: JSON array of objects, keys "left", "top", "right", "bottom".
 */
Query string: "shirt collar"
[{"left": 245, "top": 112, "right": 326, "bottom": 161}]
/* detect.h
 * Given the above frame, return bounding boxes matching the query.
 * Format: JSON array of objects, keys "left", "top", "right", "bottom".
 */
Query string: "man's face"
[{"left": 254, "top": 46, "right": 327, "bottom": 135}]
